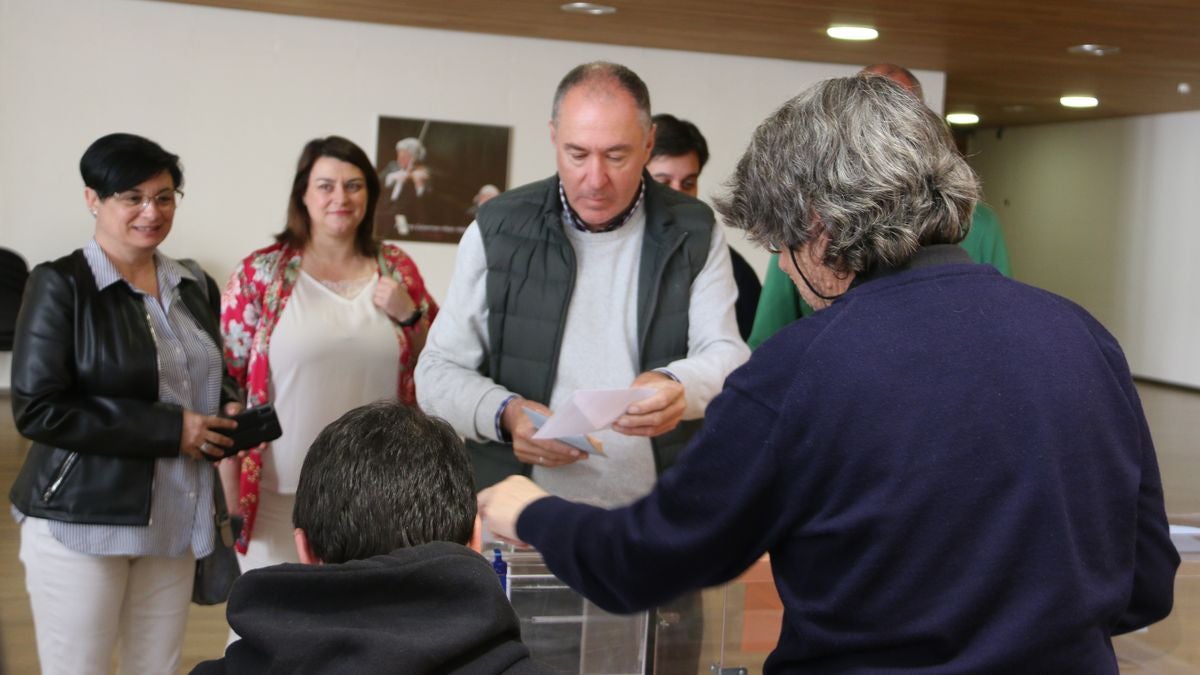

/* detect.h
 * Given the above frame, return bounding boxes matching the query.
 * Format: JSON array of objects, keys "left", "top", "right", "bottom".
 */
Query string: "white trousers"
[
  {"left": 236, "top": 488, "right": 300, "bottom": 574},
  {"left": 227, "top": 488, "right": 298, "bottom": 645},
  {"left": 18, "top": 517, "right": 195, "bottom": 675}
]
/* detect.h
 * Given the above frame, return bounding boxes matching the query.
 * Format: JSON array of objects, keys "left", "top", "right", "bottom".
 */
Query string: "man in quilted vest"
[{"left": 417, "top": 61, "right": 748, "bottom": 504}]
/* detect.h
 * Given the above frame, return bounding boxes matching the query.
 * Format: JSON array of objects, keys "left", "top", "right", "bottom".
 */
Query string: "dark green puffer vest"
[{"left": 468, "top": 174, "right": 714, "bottom": 489}]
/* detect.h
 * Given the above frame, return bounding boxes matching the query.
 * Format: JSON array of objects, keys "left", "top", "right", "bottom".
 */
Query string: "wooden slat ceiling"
[{"left": 161, "top": 0, "right": 1200, "bottom": 128}]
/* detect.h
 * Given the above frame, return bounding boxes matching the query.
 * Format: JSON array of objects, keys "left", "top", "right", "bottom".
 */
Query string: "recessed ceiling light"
[
  {"left": 560, "top": 2, "right": 616, "bottom": 15},
  {"left": 946, "top": 113, "right": 980, "bottom": 125},
  {"left": 1179, "top": 83, "right": 1192, "bottom": 95},
  {"left": 1060, "top": 95, "right": 1099, "bottom": 108},
  {"left": 826, "top": 25, "right": 878, "bottom": 41},
  {"left": 1067, "top": 44, "right": 1120, "bottom": 57}
]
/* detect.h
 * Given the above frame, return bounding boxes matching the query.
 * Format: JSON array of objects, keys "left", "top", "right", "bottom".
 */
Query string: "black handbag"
[{"left": 192, "top": 471, "right": 241, "bottom": 605}]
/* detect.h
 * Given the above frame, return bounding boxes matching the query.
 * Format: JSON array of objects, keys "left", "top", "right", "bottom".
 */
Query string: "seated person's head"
[{"left": 291, "top": 400, "right": 476, "bottom": 564}]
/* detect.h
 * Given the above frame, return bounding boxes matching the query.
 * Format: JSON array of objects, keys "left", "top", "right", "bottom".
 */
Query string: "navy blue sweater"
[{"left": 518, "top": 247, "right": 1179, "bottom": 673}]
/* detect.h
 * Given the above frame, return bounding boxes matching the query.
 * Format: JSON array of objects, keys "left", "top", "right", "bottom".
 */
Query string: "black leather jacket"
[{"left": 9, "top": 249, "right": 237, "bottom": 525}]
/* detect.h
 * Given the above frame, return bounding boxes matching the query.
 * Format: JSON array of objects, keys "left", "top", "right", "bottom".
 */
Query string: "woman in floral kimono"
[{"left": 220, "top": 136, "right": 438, "bottom": 579}]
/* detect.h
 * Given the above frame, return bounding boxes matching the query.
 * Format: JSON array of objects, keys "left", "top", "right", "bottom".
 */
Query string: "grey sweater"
[{"left": 416, "top": 205, "right": 748, "bottom": 506}]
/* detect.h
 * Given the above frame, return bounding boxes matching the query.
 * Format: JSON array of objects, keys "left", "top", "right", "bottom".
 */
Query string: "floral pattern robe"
[{"left": 220, "top": 241, "right": 437, "bottom": 553}]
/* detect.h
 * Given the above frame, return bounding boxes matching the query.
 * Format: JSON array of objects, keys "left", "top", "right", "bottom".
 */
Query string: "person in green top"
[{"left": 747, "top": 64, "right": 1012, "bottom": 348}]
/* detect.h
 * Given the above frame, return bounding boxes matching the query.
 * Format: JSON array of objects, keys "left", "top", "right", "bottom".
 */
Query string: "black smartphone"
[{"left": 206, "top": 404, "right": 282, "bottom": 461}]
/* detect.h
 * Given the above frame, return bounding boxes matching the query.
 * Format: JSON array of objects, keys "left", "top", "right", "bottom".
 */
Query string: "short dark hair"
[
  {"left": 552, "top": 61, "right": 652, "bottom": 129},
  {"left": 276, "top": 136, "right": 380, "bottom": 257},
  {"left": 292, "top": 400, "right": 476, "bottom": 564},
  {"left": 80, "top": 133, "right": 183, "bottom": 198},
  {"left": 650, "top": 114, "right": 709, "bottom": 169}
]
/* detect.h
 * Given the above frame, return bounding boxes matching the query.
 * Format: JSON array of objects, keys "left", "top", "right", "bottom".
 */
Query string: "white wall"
[
  {"left": 969, "top": 112, "right": 1200, "bottom": 389},
  {"left": 0, "top": 0, "right": 943, "bottom": 301}
]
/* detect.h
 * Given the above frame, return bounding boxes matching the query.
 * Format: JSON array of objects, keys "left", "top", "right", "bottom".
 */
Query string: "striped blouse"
[{"left": 21, "top": 240, "right": 220, "bottom": 558}]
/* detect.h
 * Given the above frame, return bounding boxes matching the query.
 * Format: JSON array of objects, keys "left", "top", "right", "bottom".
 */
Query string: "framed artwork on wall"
[{"left": 374, "top": 116, "right": 511, "bottom": 243}]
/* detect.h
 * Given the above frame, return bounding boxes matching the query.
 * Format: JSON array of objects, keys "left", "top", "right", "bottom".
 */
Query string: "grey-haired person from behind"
[{"left": 479, "top": 74, "right": 1178, "bottom": 673}]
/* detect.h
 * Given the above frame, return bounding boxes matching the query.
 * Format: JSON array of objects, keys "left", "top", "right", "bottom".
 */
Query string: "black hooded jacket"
[{"left": 191, "top": 542, "right": 547, "bottom": 675}]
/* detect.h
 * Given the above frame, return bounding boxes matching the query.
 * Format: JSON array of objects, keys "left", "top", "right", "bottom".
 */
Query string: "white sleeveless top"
[{"left": 265, "top": 271, "right": 400, "bottom": 492}]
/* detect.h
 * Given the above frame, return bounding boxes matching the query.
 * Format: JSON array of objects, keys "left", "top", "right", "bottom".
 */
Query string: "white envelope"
[
  {"left": 532, "top": 388, "right": 656, "bottom": 440},
  {"left": 523, "top": 409, "right": 599, "bottom": 455}
]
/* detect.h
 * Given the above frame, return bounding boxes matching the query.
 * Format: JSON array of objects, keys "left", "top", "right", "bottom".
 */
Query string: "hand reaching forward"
[{"left": 478, "top": 476, "right": 550, "bottom": 546}]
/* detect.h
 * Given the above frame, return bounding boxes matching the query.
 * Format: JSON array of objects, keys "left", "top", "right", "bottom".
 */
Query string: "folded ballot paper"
[{"left": 525, "top": 388, "right": 655, "bottom": 455}]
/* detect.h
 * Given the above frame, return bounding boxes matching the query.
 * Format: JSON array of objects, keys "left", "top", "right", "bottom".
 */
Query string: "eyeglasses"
[{"left": 108, "top": 189, "right": 183, "bottom": 211}]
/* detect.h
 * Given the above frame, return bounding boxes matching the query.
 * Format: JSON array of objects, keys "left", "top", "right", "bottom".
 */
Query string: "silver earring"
[{"left": 90, "top": 209, "right": 97, "bottom": 216}]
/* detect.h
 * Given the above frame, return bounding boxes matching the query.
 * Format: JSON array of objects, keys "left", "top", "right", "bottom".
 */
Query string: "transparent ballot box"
[
  {"left": 498, "top": 548, "right": 784, "bottom": 675},
  {"left": 504, "top": 549, "right": 648, "bottom": 674}
]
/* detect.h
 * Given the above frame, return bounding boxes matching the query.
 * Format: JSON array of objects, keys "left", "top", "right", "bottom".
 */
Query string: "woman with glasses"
[
  {"left": 10, "top": 132, "right": 241, "bottom": 674},
  {"left": 220, "top": 136, "right": 437, "bottom": 581}
]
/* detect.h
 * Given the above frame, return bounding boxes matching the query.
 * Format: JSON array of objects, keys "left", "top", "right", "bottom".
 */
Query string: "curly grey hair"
[{"left": 716, "top": 75, "right": 979, "bottom": 274}]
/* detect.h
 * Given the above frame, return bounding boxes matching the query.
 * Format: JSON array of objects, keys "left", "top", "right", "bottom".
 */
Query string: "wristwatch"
[{"left": 398, "top": 307, "right": 424, "bottom": 327}]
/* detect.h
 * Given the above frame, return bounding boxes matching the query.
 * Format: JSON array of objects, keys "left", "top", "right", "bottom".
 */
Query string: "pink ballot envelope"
[{"left": 529, "top": 388, "right": 655, "bottom": 449}]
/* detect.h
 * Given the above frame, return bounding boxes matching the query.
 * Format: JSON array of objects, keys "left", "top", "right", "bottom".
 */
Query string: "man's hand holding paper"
[
  {"left": 524, "top": 384, "right": 656, "bottom": 446},
  {"left": 501, "top": 398, "right": 589, "bottom": 468},
  {"left": 612, "top": 371, "right": 686, "bottom": 437}
]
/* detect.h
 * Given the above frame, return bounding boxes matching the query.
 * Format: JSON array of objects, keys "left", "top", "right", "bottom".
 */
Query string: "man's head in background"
[
  {"left": 647, "top": 113, "right": 709, "bottom": 198},
  {"left": 860, "top": 63, "right": 924, "bottom": 102},
  {"left": 292, "top": 400, "right": 476, "bottom": 564}
]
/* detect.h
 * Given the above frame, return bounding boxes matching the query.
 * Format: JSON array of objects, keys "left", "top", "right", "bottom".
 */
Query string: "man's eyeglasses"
[{"left": 109, "top": 189, "right": 183, "bottom": 211}]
